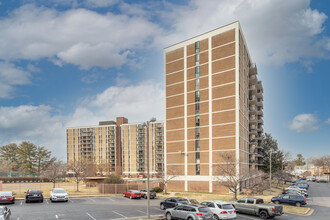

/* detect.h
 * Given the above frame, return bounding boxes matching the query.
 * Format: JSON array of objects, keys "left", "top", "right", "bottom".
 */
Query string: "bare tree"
[
  {"left": 312, "top": 155, "right": 330, "bottom": 181},
  {"left": 68, "top": 159, "right": 90, "bottom": 192},
  {"left": 42, "top": 159, "right": 66, "bottom": 188},
  {"left": 213, "top": 152, "right": 255, "bottom": 200},
  {"left": 157, "top": 169, "right": 179, "bottom": 195}
]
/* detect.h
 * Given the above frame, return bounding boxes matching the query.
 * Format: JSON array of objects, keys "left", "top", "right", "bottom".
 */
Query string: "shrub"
[
  {"left": 153, "top": 187, "right": 163, "bottom": 193},
  {"left": 103, "top": 174, "right": 124, "bottom": 184}
]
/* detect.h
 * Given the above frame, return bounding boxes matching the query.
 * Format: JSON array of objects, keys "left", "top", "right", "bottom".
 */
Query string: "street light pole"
[
  {"left": 145, "top": 122, "right": 150, "bottom": 219},
  {"left": 269, "top": 151, "right": 272, "bottom": 194}
]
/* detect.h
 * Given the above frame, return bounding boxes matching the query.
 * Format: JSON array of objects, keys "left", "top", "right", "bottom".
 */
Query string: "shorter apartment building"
[
  {"left": 121, "top": 120, "right": 164, "bottom": 178},
  {"left": 67, "top": 117, "right": 128, "bottom": 175}
]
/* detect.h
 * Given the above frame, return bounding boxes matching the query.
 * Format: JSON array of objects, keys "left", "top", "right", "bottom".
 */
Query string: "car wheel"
[
  {"left": 130, "top": 195, "right": 132, "bottom": 199},
  {"left": 296, "top": 202, "right": 301, "bottom": 207},
  {"left": 274, "top": 201, "right": 280, "bottom": 204},
  {"left": 65, "top": 200, "right": 68, "bottom": 202},
  {"left": 213, "top": 214, "right": 220, "bottom": 220},
  {"left": 187, "top": 217, "right": 193, "bottom": 220},
  {"left": 160, "top": 204, "right": 165, "bottom": 210},
  {"left": 41, "top": 199, "right": 43, "bottom": 203},
  {"left": 25, "top": 200, "right": 29, "bottom": 203},
  {"left": 259, "top": 210, "right": 268, "bottom": 219},
  {"left": 166, "top": 212, "right": 172, "bottom": 220}
]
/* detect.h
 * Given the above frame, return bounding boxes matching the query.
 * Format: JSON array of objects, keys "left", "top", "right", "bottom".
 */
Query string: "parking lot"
[{"left": 2, "top": 182, "right": 329, "bottom": 220}]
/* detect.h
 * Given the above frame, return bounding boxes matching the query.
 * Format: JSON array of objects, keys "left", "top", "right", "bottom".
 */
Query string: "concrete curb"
[
  {"left": 114, "top": 215, "right": 165, "bottom": 220},
  {"left": 284, "top": 207, "right": 314, "bottom": 216},
  {"left": 14, "top": 194, "right": 119, "bottom": 200}
]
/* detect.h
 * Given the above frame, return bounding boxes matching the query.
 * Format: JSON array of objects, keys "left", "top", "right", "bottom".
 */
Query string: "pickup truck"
[{"left": 232, "top": 197, "right": 283, "bottom": 219}]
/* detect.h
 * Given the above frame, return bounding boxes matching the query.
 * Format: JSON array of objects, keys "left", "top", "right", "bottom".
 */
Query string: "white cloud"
[
  {"left": 0, "top": 105, "right": 66, "bottom": 160},
  {"left": 0, "top": 62, "right": 31, "bottom": 98},
  {"left": 158, "top": 0, "right": 328, "bottom": 67},
  {"left": 67, "top": 81, "right": 164, "bottom": 127},
  {"left": 288, "top": 113, "right": 319, "bottom": 132},
  {"left": 326, "top": 118, "right": 330, "bottom": 124},
  {"left": 0, "top": 4, "right": 160, "bottom": 69}
]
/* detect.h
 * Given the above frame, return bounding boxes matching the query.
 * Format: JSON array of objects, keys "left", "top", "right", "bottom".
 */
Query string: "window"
[
  {"left": 237, "top": 198, "right": 246, "bottom": 203},
  {"left": 247, "top": 199, "right": 254, "bottom": 204},
  {"left": 208, "top": 203, "right": 215, "bottom": 208},
  {"left": 195, "top": 91, "right": 200, "bottom": 102},
  {"left": 175, "top": 206, "right": 184, "bottom": 210},
  {"left": 283, "top": 195, "right": 290, "bottom": 199},
  {"left": 195, "top": 103, "right": 200, "bottom": 114},
  {"left": 195, "top": 54, "right": 199, "bottom": 65},
  {"left": 195, "top": 115, "right": 200, "bottom": 126},
  {"left": 195, "top": 78, "right": 200, "bottom": 90},
  {"left": 195, "top": 127, "right": 200, "bottom": 138},
  {"left": 196, "top": 164, "right": 200, "bottom": 175},
  {"left": 195, "top": 66, "right": 200, "bottom": 78},
  {"left": 195, "top": 140, "right": 200, "bottom": 151},
  {"left": 195, "top": 41, "right": 200, "bottom": 53}
]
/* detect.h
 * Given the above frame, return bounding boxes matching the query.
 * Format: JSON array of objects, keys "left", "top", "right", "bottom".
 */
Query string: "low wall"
[
  {"left": 0, "top": 181, "right": 2, "bottom": 191},
  {"left": 99, "top": 182, "right": 160, "bottom": 194}
]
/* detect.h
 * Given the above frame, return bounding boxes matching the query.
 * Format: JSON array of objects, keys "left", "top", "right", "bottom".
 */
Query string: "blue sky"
[{"left": 0, "top": 0, "right": 329, "bottom": 161}]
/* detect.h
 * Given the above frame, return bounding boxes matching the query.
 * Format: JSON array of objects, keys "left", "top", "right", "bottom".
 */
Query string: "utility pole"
[
  {"left": 269, "top": 151, "right": 272, "bottom": 194},
  {"left": 145, "top": 122, "right": 150, "bottom": 219}
]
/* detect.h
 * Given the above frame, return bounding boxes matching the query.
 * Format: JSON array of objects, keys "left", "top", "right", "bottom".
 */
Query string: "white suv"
[
  {"left": 201, "top": 200, "right": 237, "bottom": 220},
  {"left": 50, "top": 188, "right": 68, "bottom": 202}
]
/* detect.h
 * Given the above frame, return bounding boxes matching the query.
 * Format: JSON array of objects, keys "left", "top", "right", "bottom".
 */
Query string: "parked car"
[
  {"left": 201, "top": 200, "right": 236, "bottom": 220},
  {"left": 271, "top": 194, "right": 306, "bottom": 207},
  {"left": 284, "top": 189, "right": 308, "bottom": 197},
  {"left": 165, "top": 204, "right": 213, "bottom": 220},
  {"left": 232, "top": 197, "right": 283, "bottom": 219},
  {"left": 160, "top": 197, "right": 189, "bottom": 210},
  {"left": 185, "top": 198, "right": 200, "bottom": 205},
  {"left": 0, "top": 192, "right": 15, "bottom": 204},
  {"left": 316, "top": 179, "right": 328, "bottom": 183},
  {"left": 123, "top": 190, "right": 141, "bottom": 199},
  {"left": 296, "top": 183, "right": 309, "bottom": 190},
  {"left": 25, "top": 189, "right": 44, "bottom": 203},
  {"left": 285, "top": 186, "right": 307, "bottom": 192},
  {"left": 311, "top": 177, "right": 316, "bottom": 182},
  {"left": 0, "top": 206, "right": 11, "bottom": 220},
  {"left": 50, "top": 188, "right": 68, "bottom": 202},
  {"left": 140, "top": 189, "right": 156, "bottom": 199}
]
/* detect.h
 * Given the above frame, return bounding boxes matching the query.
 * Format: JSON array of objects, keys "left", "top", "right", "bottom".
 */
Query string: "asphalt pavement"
[{"left": 2, "top": 181, "right": 330, "bottom": 220}]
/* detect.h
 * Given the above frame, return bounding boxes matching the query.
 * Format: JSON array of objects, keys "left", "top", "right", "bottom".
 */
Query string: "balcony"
[
  {"left": 257, "top": 117, "right": 264, "bottom": 125},
  {"left": 249, "top": 74, "right": 257, "bottom": 85},
  {"left": 249, "top": 95, "right": 257, "bottom": 105},
  {"left": 249, "top": 105, "right": 257, "bottom": 115},
  {"left": 249, "top": 116, "right": 257, "bottom": 125},
  {"left": 249, "top": 63, "right": 257, "bottom": 75}
]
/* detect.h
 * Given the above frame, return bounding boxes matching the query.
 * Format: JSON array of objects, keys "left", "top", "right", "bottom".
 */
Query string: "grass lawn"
[{"left": 2, "top": 182, "right": 99, "bottom": 198}]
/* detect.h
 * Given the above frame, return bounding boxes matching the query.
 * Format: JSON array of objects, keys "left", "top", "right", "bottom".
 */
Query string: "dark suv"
[
  {"left": 25, "top": 189, "right": 44, "bottom": 203},
  {"left": 140, "top": 189, "right": 156, "bottom": 199},
  {"left": 160, "top": 197, "right": 189, "bottom": 210},
  {"left": 271, "top": 194, "right": 306, "bottom": 207}
]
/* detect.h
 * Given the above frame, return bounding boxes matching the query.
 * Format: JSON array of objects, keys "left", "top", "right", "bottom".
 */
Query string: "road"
[{"left": 3, "top": 182, "right": 330, "bottom": 220}]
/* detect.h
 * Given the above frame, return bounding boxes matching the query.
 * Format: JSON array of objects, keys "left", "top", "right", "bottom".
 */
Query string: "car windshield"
[
  {"left": 178, "top": 198, "right": 188, "bottom": 202},
  {"left": 217, "top": 204, "right": 234, "bottom": 209},
  {"left": 30, "top": 190, "right": 41, "bottom": 193},
  {"left": 198, "top": 207, "right": 209, "bottom": 213},
  {"left": 0, "top": 192, "right": 12, "bottom": 196},
  {"left": 0, "top": 209, "right": 3, "bottom": 215},
  {"left": 53, "top": 189, "right": 66, "bottom": 193},
  {"left": 189, "top": 199, "right": 199, "bottom": 204},
  {"left": 131, "top": 190, "right": 140, "bottom": 193}
]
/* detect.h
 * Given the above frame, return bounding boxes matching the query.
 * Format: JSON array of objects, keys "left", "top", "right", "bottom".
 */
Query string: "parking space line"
[
  {"left": 55, "top": 215, "right": 59, "bottom": 219},
  {"left": 112, "top": 211, "right": 127, "bottom": 218},
  {"left": 107, "top": 197, "right": 115, "bottom": 202},
  {"left": 86, "top": 212, "right": 96, "bottom": 220},
  {"left": 46, "top": 199, "right": 49, "bottom": 204},
  {"left": 136, "top": 210, "right": 146, "bottom": 214},
  {"left": 69, "top": 199, "right": 74, "bottom": 203},
  {"left": 20, "top": 201, "right": 23, "bottom": 205}
]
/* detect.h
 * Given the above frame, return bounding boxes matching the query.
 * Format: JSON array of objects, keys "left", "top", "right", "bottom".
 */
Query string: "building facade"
[
  {"left": 67, "top": 117, "right": 128, "bottom": 175},
  {"left": 121, "top": 121, "right": 164, "bottom": 178},
  {"left": 164, "top": 21, "right": 264, "bottom": 193}
]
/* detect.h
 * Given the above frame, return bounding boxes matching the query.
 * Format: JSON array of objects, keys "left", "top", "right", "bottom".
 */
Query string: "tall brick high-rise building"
[{"left": 164, "top": 21, "right": 264, "bottom": 193}]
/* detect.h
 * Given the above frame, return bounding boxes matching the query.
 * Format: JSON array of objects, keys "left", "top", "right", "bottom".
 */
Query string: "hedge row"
[{"left": 0, "top": 176, "right": 51, "bottom": 183}]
